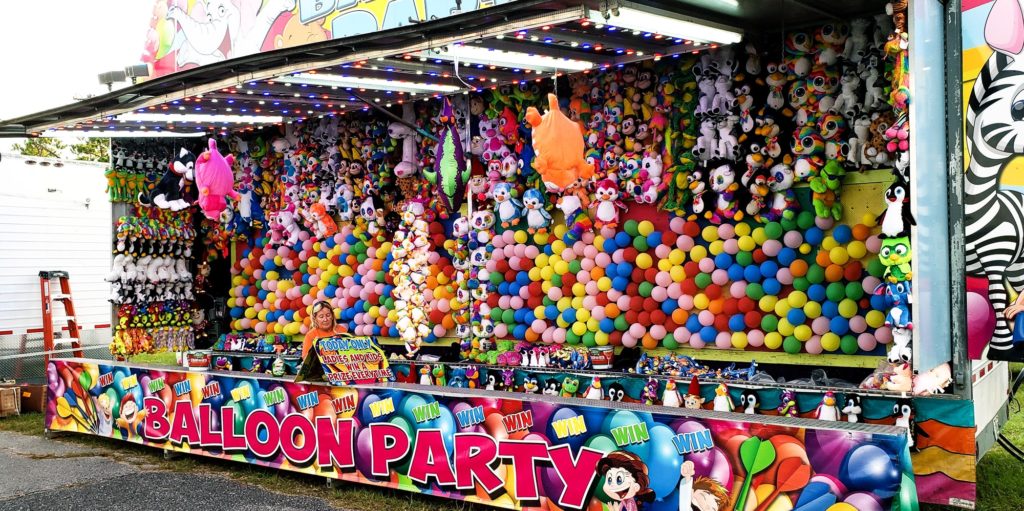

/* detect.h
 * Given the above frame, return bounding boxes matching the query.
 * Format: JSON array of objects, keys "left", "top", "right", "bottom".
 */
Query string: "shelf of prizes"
[{"left": 36, "top": 2, "right": 998, "bottom": 511}]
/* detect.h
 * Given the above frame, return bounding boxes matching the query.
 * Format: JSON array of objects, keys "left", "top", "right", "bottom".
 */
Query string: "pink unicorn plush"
[{"left": 195, "top": 139, "right": 238, "bottom": 220}]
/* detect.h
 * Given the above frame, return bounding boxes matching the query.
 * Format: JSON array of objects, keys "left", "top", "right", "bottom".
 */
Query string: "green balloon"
[
  {"left": 841, "top": 334, "right": 860, "bottom": 354},
  {"left": 614, "top": 316, "right": 629, "bottom": 331},
  {"left": 765, "top": 222, "right": 783, "bottom": 240},
  {"left": 329, "top": 274, "right": 340, "bottom": 286},
  {"left": 78, "top": 370, "right": 92, "bottom": 391},
  {"left": 356, "top": 253, "right": 367, "bottom": 264},
  {"left": 746, "top": 282, "right": 765, "bottom": 300},
  {"left": 362, "top": 301, "right": 371, "bottom": 312},
  {"left": 569, "top": 260, "right": 582, "bottom": 274},
  {"left": 551, "top": 274, "right": 563, "bottom": 287},
  {"left": 783, "top": 335, "right": 802, "bottom": 354},
  {"left": 225, "top": 401, "right": 245, "bottom": 435},
  {"left": 491, "top": 308, "right": 503, "bottom": 322},
  {"left": 299, "top": 263, "right": 309, "bottom": 273},
  {"left": 633, "top": 236, "right": 649, "bottom": 252},
  {"left": 624, "top": 220, "right": 640, "bottom": 237},
  {"left": 353, "top": 242, "right": 366, "bottom": 254},
  {"left": 582, "top": 332, "right": 596, "bottom": 347},
  {"left": 761, "top": 314, "right": 779, "bottom": 332},
  {"left": 300, "top": 284, "right": 311, "bottom": 294},
  {"left": 566, "top": 331, "right": 581, "bottom": 345},
  {"left": 807, "top": 265, "right": 825, "bottom": 284},
  {"left": 792, "top": 277, "right": 810, "bottom": 292},
  {"left": 375, "top": 271, "right": 385, "bottom": 282},
  {"left": 736, "top": 251, "right": 753, "bottom": 266},
  {"left": 542, "top": 297, "right": 554, "bottom": 306},
  {"left": 502, "top": 309, "right": 515, "bottom": 325},
  {"left": 638, "top": 282, "right": 654, "bottom": 297},
  {"left": 867, "top": 258, "right": 886, "bottom": 278},
  {"left": 781, "top": 217, "right": 797, "bottom": 232},
  {"left": 490, "top": 272, "right": 504, "bottom": 286},
  {"left": 695, "top": 273, "right": 712, "bottom": 289},
  {"left": 663, "top": 333, "right": 678, "bottom": 350},
  {"left": 826, "top": 282, "right": 846, "bottom": 302},
  {"left": 797, "top": 211, "right": 816, "bottom": 230},
  {"left": 845, "top": 282, "right": 864, "bottom": 300}
]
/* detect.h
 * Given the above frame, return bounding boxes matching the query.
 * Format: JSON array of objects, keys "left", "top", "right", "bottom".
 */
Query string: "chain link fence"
[{"left": 0, "top": 329, "right": 111, "bottom": 384}]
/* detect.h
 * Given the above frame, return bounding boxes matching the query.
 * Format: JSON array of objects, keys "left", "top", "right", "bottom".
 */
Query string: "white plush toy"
[
  {"left": 711, "top": 75, "right": 736, "bottom": 116},
  {"left": 389, "top": 103, "right": 419, "bottom": 178},
  {"left": 695, "top": 76, "right": 717, "bottom": 118},
  {"left": 831, "top": 69, "right": 862, "bottom": 119},
  {"left": 693, "top": 119, "right": 719, "bottom": 162},
  {"left": 715, "top": 116, "right": 740, "bottom": 161},
  {"left": 843, "top": 18, "right": 871, "bottom": 62}
]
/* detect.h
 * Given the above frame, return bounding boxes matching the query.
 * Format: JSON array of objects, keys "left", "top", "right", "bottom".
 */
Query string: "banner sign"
[
  {"left": 142, "top": 0, "right": 515, "bottom": 79},
  {"left": 309, "top": 335, "right": 392, "bottom": 384},
  {"left": 46, "top": 360, "right": 915, "bottom": 510}
]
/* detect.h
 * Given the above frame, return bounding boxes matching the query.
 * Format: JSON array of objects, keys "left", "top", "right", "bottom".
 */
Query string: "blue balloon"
[
  {"left": 686, "top": 315, "right": 701, "bottom": 332},
  {"left": 830, "top": 316, "right": 850, "bottom": 335},
  {"left": 546, "top": 305, "right": 560, "bottom": 320},
  {"left": 604, "top": 239, "right": 619, "bottom": 253},
  {"left": 870, "top": 295, "right": 887, "bottom": 311},
  {"left": 729, "top": 314, "right": 746, "bottom": 331},
  {"left": 727, "top": 263, "right": 745, "bottom": 281},
  {"left": 763, "top": 278, "right": 782, "bottom": 295},
  {"left": 661, "top": 300, "right": 677, "bottom": 315},
  {"left": 420, "top": 405, "right": 457, "bottom": 455},
  {"left": 562, "top": 309, "right": 577, "bottom": 323},
  {"left": 808, "top": 284, "right": 827, "bottom": 302},
  {"left": 618, "top": 263, "right": 633, "bottom": 278},
  {"left": 606, "top": 263, "right": 618, "bottom": 278},
  {"left": 647, "top": 232, "right": 662, "bottom": 248},
  {"left": 805, "top": 226, "right": 825, "bottom": 246},
  {"left": 777, "top": 247, "right": 797, "bottom": 266},
  {"left": 600, "top": 318, "right": 615, "bottom": 333},
  {"left": 715, "top": 253, "right": 732, "bottom": 269},
  {"left": 613, "top": 277, "right": 629, "bottom": 292},
  {"left": 744, "top": 265, "right": 763, "bottom": 283},
  {"left": 546, "top": 407, "right": 588, "bottom": 451},
  {"left": 822, "top": 301, "right": 840, "bottom": 318},
  {"left": 615, "top": 232, "right": 631, "bottom": 248},
  {"left": 645, "top": 424, "right": 684, "bottom": 498},
  {"left": 760, "top": 261, "right": 779, "bottom": 278},
  {"left": 787, "top": 308, "right": 807, "bottom": 325},
  {"left": 699, "top": 326, "right": 717, "bottom": 342},
  {"left": 513, "top": 325, "right": 527, "bottom": 339},
  {"left": 832, "top": 224, "right": 853, "bottom": 244}
]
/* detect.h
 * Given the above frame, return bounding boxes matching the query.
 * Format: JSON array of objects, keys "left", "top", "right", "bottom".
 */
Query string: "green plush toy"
[
  {"left": 879, "top": 235, "right": 913, "bottom": 282},
  {"left": 810, "top": 159, "right": 846, "bottom": 220}
]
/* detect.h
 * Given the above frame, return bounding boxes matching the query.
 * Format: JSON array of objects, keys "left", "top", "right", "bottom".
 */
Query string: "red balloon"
[
  {"left": 650, "top": 310, "right": 667, "bottom": 324},
  {"left": 631, "top": 268, "right": 645, "bottom": 283},
  {"left": 626, "top": 283, "right": 640, "bottom": 296},
  {"left": 744, "top": 311, "right": 761, "bottom": 329},
  {"left": 487, "top": 295, "right": 500, "bottom": 308},
  {"left": 752, "top": 249, "right": 768, "bottom": 263},
  {"left": 562, "top": 274, "right": 577, "bottom": 287},
  {"left": 684, "top": 262, "right": 700, "bottom": 277},
  {"left": 681, "top": 279, "right": 698, "bottom": 296},
  {"left": 683, "top": 221, "right": 701, "bottom": 237},
  {"left": 723, "top": 298, "right": 739, "bottom": 315},
  {"left": 609, "top": 331, "right": 623, "bottom": 345},
  {"left": 623, "top": 247, "right": 639, "bottom": 262},
  {"left": 662, "top": 232, "right": 678, "bottom": 247},
  {"left": 705, "top": 284, "right": 722, "bottom": 300},
  {"left": 630, "top": 296, "right": 644, "bottom": 311},
  {"left": 644, "top": 268, "right": 659, "bottom": 283},
  {"left": 596, "top": 294, "right": 610, "bottom": 306},
  {"left": 637, "top": 311, "right": 651, "bottom": 326},
  {"left": 625, "top": 310, "right": 639, "bottom": 323},
  {"left": 844, "top": 261, "right": 863, "bottom": 281},
  {"left": 714, "top": 315, "right": 730, "bottom": 331},
  {"left": 520, "top": 259, "right": 534, "bottom": 271},
  {"left": 738, "top": 297, "right": 755, "bottom": 312}
]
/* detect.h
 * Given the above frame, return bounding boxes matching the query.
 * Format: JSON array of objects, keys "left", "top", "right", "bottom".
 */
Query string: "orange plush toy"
[{"left": 525, "top": 93, "right": 595, "bottom": 193}]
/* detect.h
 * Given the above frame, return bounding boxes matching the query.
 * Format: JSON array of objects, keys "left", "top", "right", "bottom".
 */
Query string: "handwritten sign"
[{"left": 301, "top": 335, "right": 392, "bottom": 385}]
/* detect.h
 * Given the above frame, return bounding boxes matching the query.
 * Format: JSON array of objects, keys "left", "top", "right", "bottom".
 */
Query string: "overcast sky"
[{"left": 0, "top": 1, "right": 152, "bottom": 153}]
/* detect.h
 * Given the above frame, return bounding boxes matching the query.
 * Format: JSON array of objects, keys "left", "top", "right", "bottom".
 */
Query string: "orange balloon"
[
  {"left": 590, "top": 267, "right": 604, "bottom": 280},
  {"left": 708, "top": 298, "right": 724, "bottom": 315},
  {"left": 641, "top": 333, "right": 658, "bottom": 349},
  {"left": 852, "top": 224, "right": 870, "bottom": 241},
  {"left": 672, "top": 309, "right": 689, "bottom": 325},
  {"left": 605, "top": 304, "right": 620, "bottom": 318},
  {"left": 825, "top": 264, "right": 844, "bottom": 282},
  {"left": 525, "top": 329, "right": 540, "bottom": 342},
  {"left": 789, "top": 259, "right": 808, "bottom": 277},
  {"left": 815, "top": 251, "right": 831, "bottom": 267}
]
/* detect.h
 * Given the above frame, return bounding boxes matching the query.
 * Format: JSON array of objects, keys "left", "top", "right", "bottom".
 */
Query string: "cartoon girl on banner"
[
  {"left": 598, "top": 451, "right": 656, "bottom": 511},
  {"left": 965, "top": 0, "right": 1024, "bottom": 361}
]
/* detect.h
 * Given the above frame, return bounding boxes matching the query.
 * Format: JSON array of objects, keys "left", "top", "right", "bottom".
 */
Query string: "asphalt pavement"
[{"left": 0, "top": 431, "right": 340, "bottom": 511}]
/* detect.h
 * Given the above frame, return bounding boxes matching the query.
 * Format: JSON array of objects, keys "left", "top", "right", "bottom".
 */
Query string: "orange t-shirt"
[{"left": 302, "top": 325, "right": 347, "bottom": 359}]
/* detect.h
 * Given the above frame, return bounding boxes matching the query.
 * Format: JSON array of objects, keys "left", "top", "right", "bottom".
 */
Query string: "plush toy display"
[
  {"left": 138, "top": 147, "right": 195, "bottom": 211},
  {"left": 810, "top": 159, "right": 846, "bottom": 220},
  {"left": 194, "top": 139, "right": 239, "bottom": 221},
  {"left": 423, "top": 98, "right": 469, "bottom": 214},
  {"left": 525, "top": 93, "right": 595, "bottom": 192}
]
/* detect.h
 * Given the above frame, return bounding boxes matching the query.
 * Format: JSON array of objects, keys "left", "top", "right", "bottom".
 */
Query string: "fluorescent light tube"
[
  {"left": 42, "top": 130, "right": 209, "bottom": 138},
  {"left": 117, "top": 113, "right": 284, "bottom": 124},
  {"left": 284, "top": 73, "right": 460, "bottom": 94},
  {"left": 585, "top": 5, "right": 743, "bottom": 45},
  {"left": 421, "top": 45, "right": 595, "bottom": 72}
]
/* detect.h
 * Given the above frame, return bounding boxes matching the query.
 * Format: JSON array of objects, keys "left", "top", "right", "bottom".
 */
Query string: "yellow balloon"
[
  {"left": 553, "top": 224, "right": 568, "bottom": 238},
  {"left": 541, "top": 266, "right": 554, "bottom": 281},
  {"left": 759, "top": 295, "right": 778, "bottom": 312},
  {"left": 597, "top": 277, "right": 612, "bottom": 292},
  {"left": 244, "top": 308, "right": 257, "bottom": 319},
  {"left": 794, "top": 325, "right": 812, "bottom": 341},
  {"left": 571, "top": 322, "right": 587, "bottom": 336},
  {"left": 529, "top": 267, "right": 542, "bottom": 281},
  {"left": 266, "top": 271, "right": 279, "bottom": 281},
  {"left": 693, "top": 293, "right": 710, "bottom": 310},
  {"left": 636, "top": 253, "right": 653, "bottom": 269},
  {"left": 658, "top": 258, "right": 672, "bottom": 272},
  {"left": 822, "top": 237, "right": 838, "bottom": 251},
  {"left": 752, "top": 227, "right": 768, "bottom": 245},
  {"left": 738, "top": 236, "right": 756, "bottom": 252},
  {"left": 557, "top": 297, "right": 572, "bottom": 311},
  {"left": 535, "top": 232, "right": 551, "bottom": 245},
  {"left": 821, "top": 332, "right": 841, "bottom": 351},
  {"left": 571, "top": 297, "right": 584, "bottom": 309},
  {"left": 670, "top": 266, "right": 686, "bottom": 282},
  {"left": 847, "top": 241, "right": 867, "bottom": 259},
  {"left": 246, "top": 296, "right": 257, "bottom": 306},
  {"left": 514, "top": 230, "right": 528, "bottom": 244},
  {"left": 777, "top": 318, "right": 795, "bottom": 336},
  {"left": 266, "top": 292, "right": 277, "bottom": 303},
  {"left": 708, "top": 240, "right": 725, "bottom": 256},
  {"left": 577, "top": 309, "right": 592, "bottom": 322},
  {"left": 534, "top": 305, "right": 547, "bottom": 318},
  {"left": 732, "top": 332, "right": 748, "bottom": 349},
  {"left": 593, "top": 235, "right": 606, "bottom": 250},
  {"left": 734, "top": 222, "right": 752, "bottom": 237},
  {"left": 803, "top": 301, "right": 822, "bottom": 318},
  {"left": 774, "top": 300, "right": 791, "bottom": 317},
  {"left": 799, "top": 243, "right": 813, "bottom": 255},
  {"left": 555, "top": 261, "right": 570, "bottom": 275},
  {"left": 587, "top": 317, "right": 599, "bottom": 331},
  {"left": 669, "top": 249, "right": 686, "bottom": 265},
  {"left": 595, "top": 331, "right": 610, "bottom": 346},
  {"left": 638, "top": 220, "right": 655, "bottom": 236},
  {"left": 865, "top": 310, "right": 886, "bottom": 328},
  {"left": 542, "top": 281, "right": 553, "bottom": 293},
  {"left": 556, "top": 317, "right": 570, "bottom": 328},
  {"left": 552, "top": 240, "right": 567, "bottom": 255},
  {"left": 701, "top": 225, "right": 719, "bottom": 242},
  {"left": 536, "top": 254, "right": 550, "bottom": 268},
  {"left": 274, "top": 255, "right": 283, "bottom": 266},
  {"left": 690, "top": 245, "right": 708, "bottom": 261},
  {"left": 788, "top": 290, "right": 808, "bottom": 308},
  {"left": 765, "top": 332, "right": 783, "bottom": 349}
]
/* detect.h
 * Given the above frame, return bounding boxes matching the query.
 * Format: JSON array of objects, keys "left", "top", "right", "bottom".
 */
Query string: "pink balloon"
[
  {"left": 670, "top": 217, "right": 686, "bottom": 234},
  {"left": 519, "top": 286, "right": 531, "bottom": 299},
  {"left": 366, "top": 247, "right": 377, "bottom": 259},
  {"left": 583, "top": 245, "right": 599, "bottom": 259},
  {"left": 655, "top": 271, "right": 672, "bottom": 287},
  {"left": 437, "top": 300, "right": 451, "bottom": 313},
  {"left": 711, "top": 269, "right": 729, "bottom": 286},
  {"left": 433, "top": 324, "right": 446, "bottom": 337},
  {"left": 548, "top": 288, "right": 562, "bottom": 301},
  {"left": 577, "top": 271, "right": 592, "bottom": 284},
  {"left": 698, "top": 257, "right": 715, "bottom": 273},
  {"left": 503, "top": 230, "right": 516, "bottom": 244},
  {"left": 629, "top": 323, "right": 645, "bottom": 338},
  {"left": 499, "top": 296, "right": 512, "bottom": 308},
  {"left": 674, "top": 327, "right": 691, "bottom": 341},
  {"left": 651, "top": 287, "right": 668, "bottom": 302},
  {"left": 510, "top": 297, "right": 524, "bottom": 309},
  {"left": 617, "top": 295, "right": 632, "bottom": 311},
  {"left": 717, "top": 224, "right": 735, "bottom": 240},
  {"left": 621, "top": 333, "right": 637, "bottom": 348},
  {"left": 561, "top": 248, "right": 575, "bottom": 262},
  {"left": 254, "top": 322, "right": 267, "bottom": 334},
  {"left": 776, "top": 268, "right": 794, "bottom": 285},
  {"left": 428, "top": 252, "right": 440, "bottom": 264},
  {"left": 239, "top": 259, "right": 251, "bottom": 268},
  {"left": 485, "top": 260, "right": 498, "bottom": 272},
  {"left": 849, "top": 315, "right": 867, "bottom": 333},
  {"left": 595, "top": 253, "right": 612, "bottom": 268},
  {"left": 866, "top": 235, "right": 882, "bottom": 254},
  {"left": 300, "top": 325, "right": 309, "bottom": 335},
  {"left": 611, "top": 250, "right": 625, "bottom": 264},
  {"left": 762, "top": 239, "right": 782, "bottom": 257},
  {"left": 858, "top": 333, "right": 877, "bottom": 351},
  {"left": 542, "top": 329, "right": 554, "bottom": 343},
  {"left": 723, "top": 239, "right": 739, "bottom": 255},
  {"left": 784, "top": 231, "right": 803, "bottom": 248},
  {"left": 667, "top": 284, "right": 683, "bottom": 300},
  {"left": 689, "top": 332, "right": 705, "bottom": 348},
  {"left": 573, "top": 242, "right": 586, "bottom": 256},
  {"left": 650, "top": 325, "right": 667, "bottom": 340},
  {"left": 585, "top": 281, "right": 599, "bottom": 295},
  {"left": 862, "top": 276, "right": 881, "bottom": 294},
  {"left": 715, "top": 331, "right": 732, "bottom": 349},
  {"left": 525, "top": 245, "right": 540, "bottom": 259},
  {"left": 815, "top": 217, "right": 834, "bottom": 230},
  {"left": 532, "top": 319, "right": 547, "bottom": 334},
  {"left": 580, "top": 258, "right": 596, "bottom": 271},
  {"left": 607, "top": 289, "right": 623, "bottom": 301},
  {"left": 698, "top": 310, "right": 715, "bottom": 326},
  {"left": 494, "top": 323, "right": 509, "bottom": 338},
  {"left": 503, "top": 245, "right": 515, "bottom": 258},
  {"left": 654, "top": 244, "right": 671, "bottom": 259},
  {"left": 600, "top": 226, "right": 616, "bottom": 239},
  {"left": 309, "top": 275, "right": 320, "bottom": 286},
  {"left": 492, "top": 237, "right": 506, "bottom": 249},
  {"left": 514, "top": 245, "right": 528, "bottom": 259},
  {"left": 509, "top": 256, "right": 522, "bottom": 270},
  {"left": 806, "top": 336, "right": 823, "bottom": 354},
  {"left": 677, "top": 235, "right": 695, "bottom": 251},
  {"left": 553, "top": 328, "right": 567, "bottom": 344},
  {"left": 730, "top": 281, "right": 747, "bottom": 298},
  {"left": 875, "top": 326, "right": 893, "bottom": 344},
  {"left": 253, "top": 270, "right": 264, "bottom": 280},
  {"left": 678, "top": 295, "right": 694, "bottom": 310},
  {"left": 240, "top": 318, "right": 252, "bottom": 329},
  {"left": 590, "top": 304, "right": 605, "bottom": 320},
  {"left": 747, "top": 329, "right": 765, "bottom": 347}
]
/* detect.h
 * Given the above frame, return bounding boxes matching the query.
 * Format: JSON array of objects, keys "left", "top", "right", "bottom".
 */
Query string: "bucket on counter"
[
  {"left": 185, "top": 350, "right": 212, "bottom": 371},
  {"left": 590, "top": 346, "right": 614, "bottom": 369}
]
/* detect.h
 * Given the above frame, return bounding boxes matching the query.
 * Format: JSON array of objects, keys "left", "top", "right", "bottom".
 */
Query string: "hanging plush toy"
[
  {"left": 810, "top": 159, "right": 845, "bottom": 220},
  {"left": 423, "top": 97, "right": 469, "bottom": 215},
  {"left": 194, "top": 139, "right": 238, "bottom": 220},
  {"left": 764, "top": 163, "right": 797, "bottom": 221},
  {"left": 525, "top": 93, "right": 595, "bottom": 193},
  {"left": 741, "top": 165, "right": 770, "bottom": 219},
  {"left": 876, "top": 168, "right": 916, "bottom": 237},
  {"left": 139, "top": 148, "right": 193, "bottom": 211},
  {"left": 491, "top": 182, "right": 522, "bottom": 229},
  {"left": 709, "top": 161, "right": 742, "bottom": 223},
  {"left": 879, "top": 235, "right": 912, "bottom": 282},
  {"left": 556, "top": 180, "right": 593, "bottom": 243},
  {"left": 388, "top": 103, "right": 419, "bottom": 178},
  {"left": 521, "top": 189, "right": 552, "bottom": 234},
  {"left": 591, "top": 179, "right": 627, "bottom": 229}
]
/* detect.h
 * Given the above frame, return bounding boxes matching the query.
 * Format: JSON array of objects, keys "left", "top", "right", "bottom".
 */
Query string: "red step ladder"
[{"left": 39, "top": 271, "right": 84, "bottom": 364}]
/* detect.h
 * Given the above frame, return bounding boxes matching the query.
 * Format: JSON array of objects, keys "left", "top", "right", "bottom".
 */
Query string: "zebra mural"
[{"left": 965, "top": 0, "right": 1024, "bottom": 359}]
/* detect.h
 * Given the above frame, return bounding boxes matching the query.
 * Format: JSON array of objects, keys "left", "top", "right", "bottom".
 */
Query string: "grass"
[
  {"left": 3, "top": 365, "right": 1023, "bottom": 510},
  {"left": 128, "top": 352, "right": 180, "bottom": 366}
]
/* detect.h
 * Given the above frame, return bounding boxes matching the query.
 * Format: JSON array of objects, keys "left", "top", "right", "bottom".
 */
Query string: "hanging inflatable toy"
[
  {"left": 423, "top": 97, "right": 469, "bottom": 214},
  {"left": 524, "top": 93, "right": 595, "bottom": 193}
]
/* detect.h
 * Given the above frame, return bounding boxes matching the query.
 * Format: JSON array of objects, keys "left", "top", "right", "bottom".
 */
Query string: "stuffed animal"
[
  {"left": 740, "top": 390, "right": 760, "bottom": 414},
  {"left": 842, "top": 394, "right": 863, "bottom": 423},
  {"left": 715, "top": 115, "right": 740, "bottom": 160},
  {"left": 784, "top": 32, "right": 814, "bottom": 78},
  {"left": 711, "top": 74, "right": 736, "bottom": 116},
  {"left": 879, "top": 235, "right": 912, "bottom": 282},
  {"left": 277, "top": 209, "right": 303, "bottom": 245},
  {"left": 777, "top": 389, "right": 799, "bottom": 417},
  {"left": 521, "top": 189, "right": 552, "bottom": 234},
  {"left": 388, "top": 105, "right": 419, "bottom": 178},
  {"left": 139, "top": 148, "right": 194, "bottom": 211},
  {"left": 876, "top": 169, "right": 916, "bottom": 237},
  {"left": 693, "top": 118, "right": 718, "bottom": 162},
  {"left": 709, "top": 162, "right": 742, "bottom": 223},
  {"left": 741, "top": 165, "right": 770, "bottom": 219},
  {"left": 694, "top": 75, "right": 717, "bottom": 118},
  {"left": 712, "top": 383, "right": 734, "bottom": 412},
  {"left": 687, "top": 168, "right": 712, "bottom": 221},
  {"left": 765, "top": 62, "right": 789, "bottom": 110},
  {"left": 591, "top": 179, "right": 627, "bottom": 229},
  {"left": 889, "top": 327, "right": 913, "bottom": 364},
  {"left": 815, "top": 391, "right": 841, "bottom": 421},
  {"left": 556, "top": 180, "right": 593, "bottom": 242},
  {"left": 844, "top": 18, "right": 872, "bottom": 62},
  {"left": 194, "top": 139, "right": 238, "bottom": 220},
  {"left": 886, "top": 364, "right": 913, "bottom": 393},
  {"left": 913, "top": 363, "right": 952, "bottom": 396},
  {"left": 525, "top": 94, "right": 595, "bottom": 193},
  {"left": 810, "top": 160, "right": 845, "bottom": 220},
  {"left": 792, "top": 125, "right": 825, "bottom": 179},
  {"left": 874, "top": 280, "right": 913, "bottom": 329},
  {"left": 423, "top": 97, "right": 469, "bottom": 214},
  {"left": 302, "top": 202, "right": 338, "bottom": 239},
  {"left": 491, "top": 182, "right": 522, "bottom": 229},
  {"left": 764, "top": 163, "right": 797, "bottom": 221}
]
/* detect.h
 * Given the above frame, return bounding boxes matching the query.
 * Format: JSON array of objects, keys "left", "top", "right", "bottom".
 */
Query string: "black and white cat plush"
[
  {"left": 139, "top": 147, "right": 195, "bottom": 211},
  {"left": 876, "top": 163, "right": 915, "bottom": 237},
  {"left": 842, "top": 393, "right": 863, "bottom": 423},
  {"left": 542, "top": 378, "right": 561, "bottom": 396}
]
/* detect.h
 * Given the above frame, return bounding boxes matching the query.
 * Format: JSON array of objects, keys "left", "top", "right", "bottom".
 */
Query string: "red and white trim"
[
  {"left": 0, "top": 323, "right": 110, "bottom": 336},
  {"left": 972, "top": 361, "right": 996, "bottom": 384}
]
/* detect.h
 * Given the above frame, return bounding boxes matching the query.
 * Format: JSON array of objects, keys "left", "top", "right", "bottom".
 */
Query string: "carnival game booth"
[{"left": 0, "top": 0, "right": 1006, "bottom": 509}]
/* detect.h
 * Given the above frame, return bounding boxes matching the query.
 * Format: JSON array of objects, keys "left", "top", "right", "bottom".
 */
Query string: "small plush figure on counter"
[
  {"left": 886, "top": 362, "right": 913, "bottom": 392},
  {"left": 431, "top": 365, "right": 446, "bottom": 387},
  {"left": 419, "top": 365, "right": 432, "bottom": 386},
  {"left": 683, "top": 376, "right": 704, "bottom": 409},
  {"left": 521, "top": 188, "right": 553, "bottom": 234},
  {"left": 642, "top": 377, "right": 660, "bottom": 405},
  {"left": 592, "top": 179, "right": 627, "bottom": 229},
  {"left": 842, "top": 394, "right": 863, "bottom": 423},
  {"left": 561, "top": 377, "right": 580, "bottom": 398},
  {"left": 687, "top": 168, "right": 711, "bottom": 222},
  {"left": 879, "top": 235, "right": 913, "bottom": 282},
  {"left": 741, "top": 166, "right": 770, "bottom": 219},
  {"left": 607, "top": 382, "right": 628, "bottom": 402},
  {"left": 778, "top": 389, "right": 799, "bottom": 417},
  {"left": 491, "top": 182, "right": 522, "bottom": 229},
  {"left": 524, "top": 374, "right": 540, "bottom": 394},
  {"left": 485, "top": 372, "right": 499, "bottom": 391},
  {"left": 893, "top": 399, "right": 917, "bottom": 448},
  {"left": 543, "top": 378, "right": 561, "bottom": 396},
  {"left": 712, "top": 383, "right": 734, "bottom": 412},
  {"left": 764, "top": 163, "right": 797, "bottom": 221},
  {"left": 810, "top": 160, "right": 846, "bottom": 220},
  {"left": 465, "top": 366, "right": 480, "bottom": 389},
  {"left": 876, "top": 169, "right": 916, "bottom": 237},
  {"left": 815, "top": 391, "right": 841, "bottom": 421},
  {"left": 584, "top": 376, "right": 604, "bottom": 400},
  {"left": 501, "top": 369, "right": 515, "bottom": 391},
  {"left": 740, "top": 389, "right": 759, "bottom": 414},
  {"left": 709, "top": 162, "right": 742, "bottom": 223},
  {"left": 662, "top": 378, "right": 682, "bottom": 407},
  {"left": 874, "top": 280, "right": 913, "bottom": 329}
]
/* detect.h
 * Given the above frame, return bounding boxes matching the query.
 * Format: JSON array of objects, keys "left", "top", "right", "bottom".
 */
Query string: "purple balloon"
[
  {"left": 354, "top": 426, "right": 378, "bottom": 479},
  {"left": 804, "top": 429, "right": 856, "bottom": 476},
  {"left": 844, "top": 492, "right": 884, "bottom": 511},
  {"left": 686, "top": 446, "right": 733, "bottom": 491},
  {"left": 528, "top": 401, "right": 560, "bottom": 432}
]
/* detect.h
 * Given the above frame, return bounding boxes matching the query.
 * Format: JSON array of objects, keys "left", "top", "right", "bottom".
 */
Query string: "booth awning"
[{"left": 0, "top": 0, "right": 887, "bottom": 138}]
